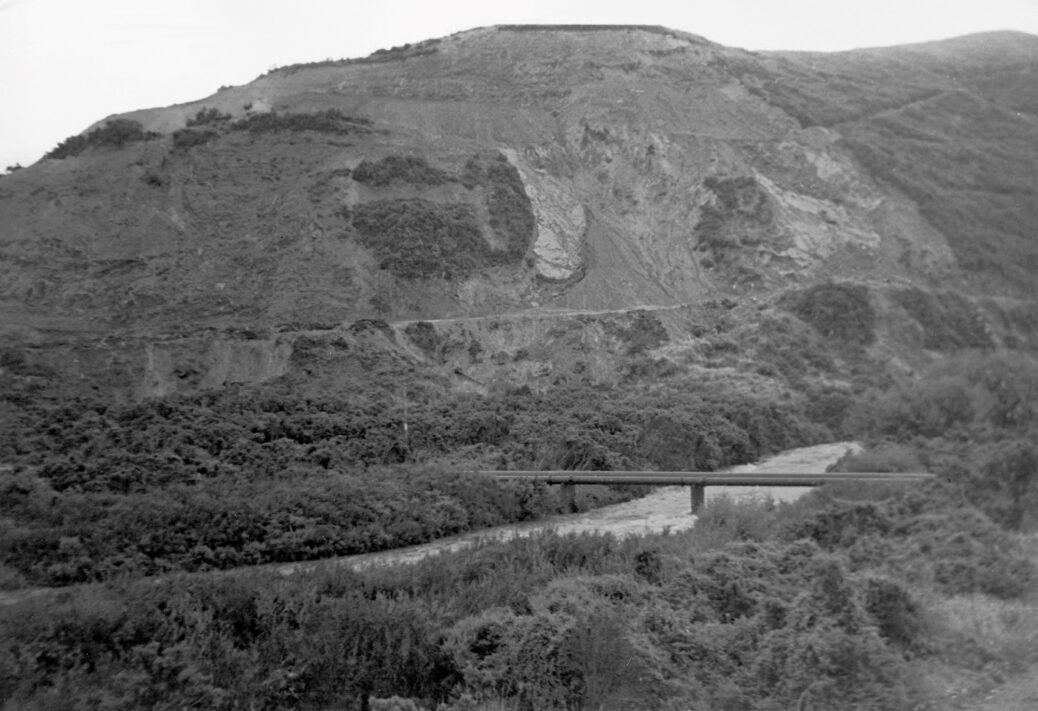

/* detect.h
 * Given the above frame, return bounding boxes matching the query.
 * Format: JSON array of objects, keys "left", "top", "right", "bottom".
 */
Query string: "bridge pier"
[
  {"left": 690, "top": 484, "right": 705, "bottom": 514},
  {"left": 560, "top": 483, "right": 578, "bottom": 513}
]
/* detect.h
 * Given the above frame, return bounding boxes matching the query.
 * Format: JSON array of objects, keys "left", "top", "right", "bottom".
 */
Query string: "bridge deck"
[{"left": 483, "top": 471, "right": 934, "bottom": 486}]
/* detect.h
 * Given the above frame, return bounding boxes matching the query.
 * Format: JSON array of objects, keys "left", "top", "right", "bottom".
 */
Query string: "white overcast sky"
[{"left": 1, "top": 0, "right": 1036, "bottom": 169}]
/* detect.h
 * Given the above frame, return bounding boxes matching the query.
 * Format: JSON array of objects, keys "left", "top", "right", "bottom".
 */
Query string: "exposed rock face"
[
  {"left": 2, "top": 25, "right": 1037, "bottom": 395},
  {"left": 504, "top": 150, "right": 587, "bottom": 281}
]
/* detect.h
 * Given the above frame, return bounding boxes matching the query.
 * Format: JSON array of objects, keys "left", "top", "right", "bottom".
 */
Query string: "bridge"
[{"left": 483, "top": 470, "right": 935, "bottom": 513}]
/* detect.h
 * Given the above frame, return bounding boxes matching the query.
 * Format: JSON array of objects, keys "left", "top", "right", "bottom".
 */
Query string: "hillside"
[
  {"left": 3, "top": 26, "right": 1038, "bottom": 711},
  {"left": 2, "top": 21, "right": 1037, "bottom": 584},
  {"left": 2, "top": 26, "right": 1038, "bottom": 404}
]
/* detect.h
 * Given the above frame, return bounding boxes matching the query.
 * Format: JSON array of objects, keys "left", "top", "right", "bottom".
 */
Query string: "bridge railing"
[{"left": 480, "top": 470, "right": 934, "bottom": 513}]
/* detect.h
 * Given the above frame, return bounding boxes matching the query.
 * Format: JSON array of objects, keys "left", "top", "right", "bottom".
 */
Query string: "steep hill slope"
[
  {"left": 4, "top": 28, "right": 1038, "bottom": 711},
  {"left": 1, "top": 26, "right": 1037, "bottom": 398},
  {"left": 762, "top": 31, "right": 1038, "bottom": 294}
]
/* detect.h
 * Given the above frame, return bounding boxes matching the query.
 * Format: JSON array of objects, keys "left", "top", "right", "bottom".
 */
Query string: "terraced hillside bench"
[{"left": 482, "top": 471, "right": 935, "bottom": 514}]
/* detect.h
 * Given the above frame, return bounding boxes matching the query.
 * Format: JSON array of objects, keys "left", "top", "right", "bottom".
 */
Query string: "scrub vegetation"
[
  {"left": 353, "top": 199, "right": 490, "bottom": 280},
  {"left": 7, "top": 27, "right": 1038, "bottom": 711},
  {"left": 843, "top": 351, "right": 1038, "bottom": 531},
  {"left": 353, "top": 156, "right": 452, "bottom": 187},
  {"left": 695, "top": 175, "right": 773, "bottom": 254},
  {"left": 891, "top": 288, "right": 993, "bottom": 350},
  {"left": 1, "top": 475, "right": 1031, "bottom": 710},
  {"left": 0, "top": 377, "right": 818, "bottom": 588},
  {"left": 350, "top": 153, "right": 535, "bottom": 280},
  {"left": 780, "top": 282, "right": 877, "bottom": 347},
  {"left": 44, "top": 119, "right": 161, "bottom": 160},
  {"left": 229, "top": 109, "right": 373, "bottom": 135},
  {"left": 3, "top": 352, "right": 1036, "bottom": 708}
]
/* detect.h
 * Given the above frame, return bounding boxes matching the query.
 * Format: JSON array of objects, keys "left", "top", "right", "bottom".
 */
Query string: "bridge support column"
[
  {"left": 560, "top": 483, "right": 578, "bottom": 513},
  {"left": 690, "top": 484, "right": 705, "bottom": 515}
]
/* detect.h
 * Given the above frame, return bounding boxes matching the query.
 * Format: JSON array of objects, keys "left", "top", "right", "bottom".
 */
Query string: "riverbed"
[
  {"left": 278, "top": 440, "right": 862, "bottom": 575},
  {"left": 0, "top": 441, "right": 862, "bottom": 606}
]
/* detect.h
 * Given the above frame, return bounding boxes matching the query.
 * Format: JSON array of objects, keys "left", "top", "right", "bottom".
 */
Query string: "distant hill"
[{"left": 1, "top": 26, "right": 1037, "bottom": 397}]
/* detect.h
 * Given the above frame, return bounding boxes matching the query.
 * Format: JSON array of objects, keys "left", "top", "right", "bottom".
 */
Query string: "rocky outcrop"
[{"left": 503, "top": 149, "right": 587, "bottom": 281}]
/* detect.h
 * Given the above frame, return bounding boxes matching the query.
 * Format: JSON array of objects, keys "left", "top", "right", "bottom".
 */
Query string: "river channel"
[
  {"left": 0, "top": 441, "right": 862, "bottom": 606},
  {"left": 277, "top": 440, "right": 862, "bottom": 576}
]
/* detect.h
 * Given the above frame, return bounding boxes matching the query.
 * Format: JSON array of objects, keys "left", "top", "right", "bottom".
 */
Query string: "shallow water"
[{"left": 278, "top": 440, "right": 862, "bottom": 575}]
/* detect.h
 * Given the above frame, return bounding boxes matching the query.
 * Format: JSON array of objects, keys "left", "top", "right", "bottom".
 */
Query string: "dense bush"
[
  {"left": 230, "top": 109, "right": 372, "bottom": 135},
  {"left": 600, "top": 310, "right": 669, "bottom": 355},
  {"left": 3, "top": 446, "right": 1030, "bottom": 709},
  {"left": 0, "top": 523, "right": 929, "bottom": 710},
  {"left": 780, "top": 493, "right": 1035, "bottom": 598},
  {"left": 0, "top": 466, "right": 561, "bottom": 585},
  {"left": 403, "top": 321, "right": 442, "bottom": 355},
  {"left": 186, "top": 107, "right": 232, "bottom": 126},
  {"left": 353, "top": 156, "right": 451, "bottom": 187},
  {"left": 0, "top": 377, "right": 818, "bottom": 587},
  {"left": 845, "top": 352, "right": 1038, "bottom": 530},
  {"left": 892, "top": 288, "right": 993, "bottom": 350},
  {"left": 848, "top": 352, "right": 1038, "bottom": 439},
  {"left": 348, "top": 153, "right": 534, "bottom": 279},
  {"left": 172, "top": 128, "right": 219, "bottom": 151},
  {"left": 45, "top": 119, "right": 161, "bottom": 159},
  {"left": 782, "top": 281, "right": 877, "bottom": 346},
  {"left": 695, "top": 175, "right": 772, "bottom": 251},
  {"left": 477, "top": 154, "right": 536, "bottom": 259},
  {"left": 353, "top": 199, "right": 489, "bottom": 280}
]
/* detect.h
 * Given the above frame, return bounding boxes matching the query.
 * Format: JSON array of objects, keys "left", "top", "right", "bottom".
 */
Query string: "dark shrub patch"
[
  {"left": 348, "top": 319, "right": 392, "bottom": 336},
  {"left": 186, "top": 107, "right": 232, "bottom": 126},
  {"left": 782, "top": 501, "right": 893, "bottom": 549},
  {"left": 172, "top": 129, "right": 219, "bottom": 151},
  {"left": 892, "top": 288, "right": 993, "bottom": 350},
  {"left": 352, "top": 199, "right": 488, "bottom": 280},
  {"left": 230, "top": 109, "right": 371, "bottom": 135},
  {"left": 484, "top": 157, "right": 536, "bottom": 259},
  {"left": 45, "top": 119, "right": 161, "bottom": 159},
  {"left": 404, "top": 321, "right": 442, "bottom": 356},
  {"left": 695, "top": 175, "right": 772, "bottom": 249},
  {"left": 353, "top": 156, "right": 451, "bottom": 187},
  {"left": 602, "top": 310, "right": 669, "bottom": 355},
  {"left": 352, "top": 194, "right": 529, "bottom": 280},
  {"left": 860, "top": 576, "right": 924, "bottom": 649},
  {"left": 781, "top": 282, "right": 876, "bottom": 346},
  {"left": 462, "top": 153, "right": 536, "bottom": 259}
]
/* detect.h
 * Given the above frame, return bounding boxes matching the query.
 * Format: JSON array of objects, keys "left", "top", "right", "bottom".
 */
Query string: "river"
[
  {"left": 277, "top": 440, "right": 861, "bottom": 576},
  {"left": 0, "top": 441, "right": 861, "bottom": 605}
]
